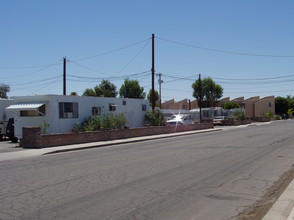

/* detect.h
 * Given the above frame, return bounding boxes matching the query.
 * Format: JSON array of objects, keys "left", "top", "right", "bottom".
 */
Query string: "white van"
[{"left": 166, "top": 114, "right": 193, "bottom": 126}]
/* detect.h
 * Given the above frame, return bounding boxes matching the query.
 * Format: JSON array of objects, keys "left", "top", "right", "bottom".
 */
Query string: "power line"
[
  {"left": 67, "top": 70, "right": 150, "bottom": 82},
  {"left": 205, "top": 74, "right": 294, "bottom": 81},
  {"left": 225, "top": 89, "right": 294, "bottom": 94},
  {"left": 32, "top": 79, "right": 60, "bottom": 94},
  {"left": 68, "top": 61, "right": 107, "bottom": 75},
  {"left": 157, "top": 36, "right": 294, "bottom": 58},
  {"left": 0, "top": 60, "right": 62, "bottom": 70},
  {"left": 10, "top": 75, "right": 62, "bottom": 86},
  {"left": 114, "top": 40, "right": 150, "bottom": 76},
  {"left": 71, "top": 38, "right": 151, "bottom": 62}
]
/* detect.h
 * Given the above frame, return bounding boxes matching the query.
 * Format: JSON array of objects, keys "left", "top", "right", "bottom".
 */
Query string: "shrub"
[
  {"left": 145, "top": 110, "right": 166, "bottom": 126},
  {"left": 76, "top": 113, "right": 127, "bottom": 132},
  {"left": 233, "top": 110, "right": 246, "bottom": 120},
  {"left": 264, "top": 111, "right": 274, "bottom": 119},
  {"left": 275, "top": 115, "right": 282, "bottom": 120},
  {"left": 40, "top": 120, "right": 50, "bottom": 134},
  {"left": 287, "top": 108, "right": 294, "bottom": 118}
]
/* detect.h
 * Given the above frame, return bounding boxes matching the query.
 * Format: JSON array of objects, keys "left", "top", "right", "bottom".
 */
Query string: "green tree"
[
  {"left": 70, "top": 92, "right": 78, "bottom": 96},
  {"left": 119, "top": 79, "right": 145, "bottom": 99},
  {"left": 223, "top": 102, "right": 241, "bottom": 110},
  {"left": 0, "top": 84, "right": 10, "bottom": 99},
  {"left": 192, "top": 77, "right": 223, "bottom": 107},
  {"left": 83, "top": 80, "right": 117, "bottom": 97},
  {"left": 147, "top": 89, "right": 159, "bottom": 104},
  {"left": 275, "top": 96, "right": 294, "bottom": 115}
]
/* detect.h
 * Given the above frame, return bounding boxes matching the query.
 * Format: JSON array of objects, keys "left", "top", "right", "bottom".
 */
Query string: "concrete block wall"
[{"left": 20, "top": 123, "right": 213, "bottom": 148}]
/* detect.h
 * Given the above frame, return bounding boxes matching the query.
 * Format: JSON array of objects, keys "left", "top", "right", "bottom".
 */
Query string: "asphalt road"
[{"left": 0, "top": 120, "right": 294, "bottom": 220}]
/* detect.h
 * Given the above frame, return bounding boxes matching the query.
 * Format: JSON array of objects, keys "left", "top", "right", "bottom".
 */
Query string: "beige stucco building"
[
  {"left": 162, "top": 96, "right": 275, "bottom": 119},
  {"left": 254, "top": 96, "right": 275, "bottom": 117},
  {"left": 161, "top": 99, "right": 198, "bottom": 110}
]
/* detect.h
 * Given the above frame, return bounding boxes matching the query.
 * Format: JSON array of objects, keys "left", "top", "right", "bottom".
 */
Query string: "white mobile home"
[{"left": 6, "top": 95, "right": 150, "bottom": 138}]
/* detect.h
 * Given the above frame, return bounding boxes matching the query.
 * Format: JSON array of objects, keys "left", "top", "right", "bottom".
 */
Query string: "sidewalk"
[
  {"left": 0, "top": 128, "right": 221, "bottom": 162},
  {"left": 262, "top": 179, "right": 294, "bottom": 220}
]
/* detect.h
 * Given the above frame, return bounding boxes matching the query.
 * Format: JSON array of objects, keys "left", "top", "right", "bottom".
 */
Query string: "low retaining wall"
[
  {"left": 252, "top": 117, "right": 271, "bottom": 122},
  {"left": 20, "top": 123, "right": 213, "bottom": 148},
  {"left": 227, "top": 119, "right": 252, "bottom": 126}
]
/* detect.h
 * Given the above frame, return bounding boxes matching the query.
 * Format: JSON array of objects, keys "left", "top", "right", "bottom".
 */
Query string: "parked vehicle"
[
  {"left": 166, "top": 114, "right": 193, "bottom": 126},
  {"left": 6, "top": 118, "right": 18, "bottom": 143},
  {"left": 213, "top": 116, "right": 228, "bottom": 126},
  {"left": 0, "top": 99, "right": 14, "bottom": 140}
]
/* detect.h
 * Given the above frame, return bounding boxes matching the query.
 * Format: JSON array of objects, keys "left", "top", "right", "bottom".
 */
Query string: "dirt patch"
[{"left": 238, "top": 165, "right": 294, "bottom": 220}]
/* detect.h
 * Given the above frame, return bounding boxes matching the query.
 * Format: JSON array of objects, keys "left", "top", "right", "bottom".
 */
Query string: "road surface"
[{"left": 0, "top": 120, "right": 294, "bottom": 219}]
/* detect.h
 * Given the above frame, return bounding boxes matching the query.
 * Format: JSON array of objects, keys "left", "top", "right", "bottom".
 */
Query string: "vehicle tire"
[{"left": 11, "top": 137, "right": 18, "bottom": 143}]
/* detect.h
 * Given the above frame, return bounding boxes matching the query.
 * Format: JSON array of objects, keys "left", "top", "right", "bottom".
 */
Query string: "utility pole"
[
  {"left": 63, "top": 57, "right": 66, "bottom": 96},
  {"left": 156, "top": 73, "right": 163, "bottom": 109},
  {"left": 151, "top": 33, "right": 155, "bottom": 110},
  {"left": 199, "top": 74, "right": 202, "bottom": 123}
]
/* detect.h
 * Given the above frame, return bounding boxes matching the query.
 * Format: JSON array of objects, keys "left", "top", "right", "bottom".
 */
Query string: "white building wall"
[{"left": 8, "top": 95, "right": 149, "bottom": 138}]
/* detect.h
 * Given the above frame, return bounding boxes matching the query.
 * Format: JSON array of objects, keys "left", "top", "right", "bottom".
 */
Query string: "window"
[
  {"left": 92, "top": 107, "right": 101, "bottom": 115},
  {"left": 269, "top": 103, "right": 272, "bottom": 107},
  {"left": 59, "top": 102, "right": 78, "bottom": 118},
  {"left": 20, "top": 104, "right": 46, "bottom": 117},
  {"left": 109, "top": 104, "right": 116, "bottom": 111},
  {"left": 122, "top": 100, "right": 126, "bottom": 105},
  {"left": 142, "top": 104, "right": 147, "bottom": 111}
]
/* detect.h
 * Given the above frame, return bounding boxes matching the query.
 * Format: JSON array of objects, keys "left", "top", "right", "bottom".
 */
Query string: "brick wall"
[{"left": 20, "top": 123, "right": 213, "bottom": 148}]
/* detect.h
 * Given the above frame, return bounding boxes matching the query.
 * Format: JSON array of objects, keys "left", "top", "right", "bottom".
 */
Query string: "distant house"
[
  {"left": 253, "top": 96, "right": 275, "bottom": 117},
  {"left": 6, "top": 95, "right": 149, "bottom": 139},
  {"left": 161, "top": 99, "right": 198, "bottom": 110}
]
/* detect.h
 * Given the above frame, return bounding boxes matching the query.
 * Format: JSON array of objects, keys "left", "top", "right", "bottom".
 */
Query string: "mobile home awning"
[{"left": 6, "top": 102, "right": 46, "bottom": 111}]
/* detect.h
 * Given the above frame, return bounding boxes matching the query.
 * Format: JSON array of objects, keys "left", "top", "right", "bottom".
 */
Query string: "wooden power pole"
[
  {"left": 199, "top": 74, "right": 202, "bottom": 123},
  {"left": 63, "top": 57, "right": 66, "bottom": 96},
  {"left": 151, "top": 33, "right": 155, "bottom": 110}
]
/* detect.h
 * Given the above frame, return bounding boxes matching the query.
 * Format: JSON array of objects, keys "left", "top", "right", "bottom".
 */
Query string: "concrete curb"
[
  {"left": 43, "top": 128, "right": 222, "bottom": 155},
  {"left": 262, "top": 178, "right": 294, "bottom": 220},
  {"left": 0, "top": 128, "right": 222, "bottom": 162}
]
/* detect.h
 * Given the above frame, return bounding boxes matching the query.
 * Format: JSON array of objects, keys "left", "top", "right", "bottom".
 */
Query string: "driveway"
[{"left": 0, "top": 139, "right": 22, "bottom": 153}]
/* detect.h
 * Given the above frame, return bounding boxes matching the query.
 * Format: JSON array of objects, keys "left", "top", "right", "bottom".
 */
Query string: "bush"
[
  {"left": 264, "top": 111, "right": 274, "bottom": 119},
  {"left": 233, "top": 110, "right": 246, "bottom": 120},
  {"left": 275, "top": 115, "right": 282, "bottom": 120},
  {"left": 75, "top": 113, "right": 127, "bottom": 132},
  {"left": 145, "top": 110, "right": 166, "bottom": 126},
  {"left": 287, "top": 108, "right": 294, "bottom": 118}
]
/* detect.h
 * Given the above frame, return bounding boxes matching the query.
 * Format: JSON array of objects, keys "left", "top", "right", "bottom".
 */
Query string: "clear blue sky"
[{"left": 1, "top": 0, "right": 294, "bottom": 102}]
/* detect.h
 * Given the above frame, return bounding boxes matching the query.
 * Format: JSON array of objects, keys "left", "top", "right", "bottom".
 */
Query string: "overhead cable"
[
  {"left": 114, "top": 40, "right": 150, "bottom": 76},
  {"left": 206, "top": 74, "right": 294, "bottom": 81},
  {"left": 0, "top": 60, "right": 62, "bottom": 70},
  {"left": 157, "top": 36, "right": 294, "bottom": 58},
  {"left": 71, "top": 38, "right": 151, "bottom": 62},
  {"left": 67, "top": 70, "right": 151, "bottom": 81}
]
